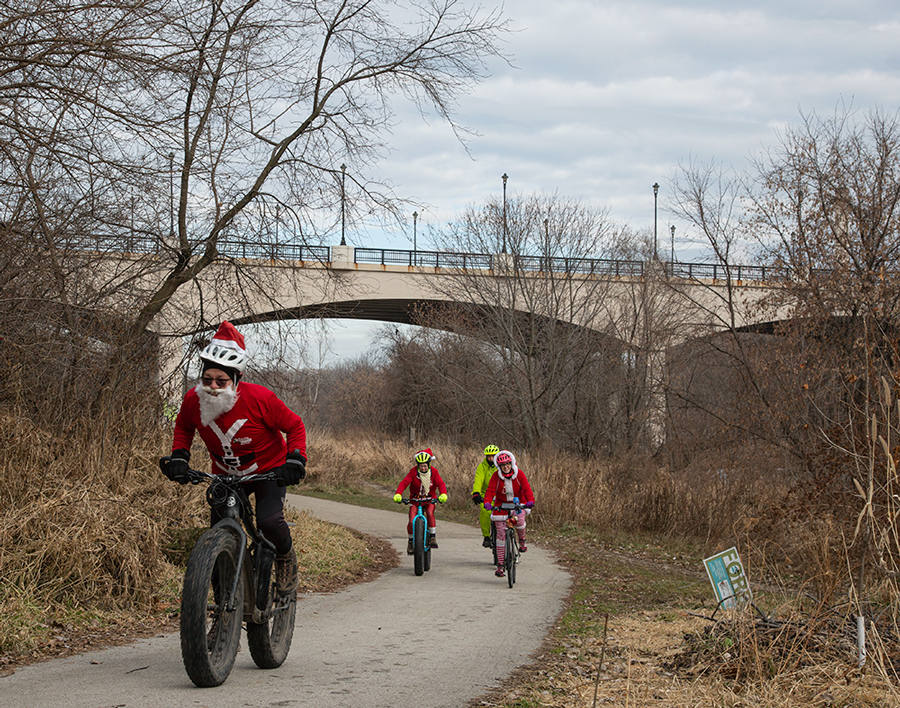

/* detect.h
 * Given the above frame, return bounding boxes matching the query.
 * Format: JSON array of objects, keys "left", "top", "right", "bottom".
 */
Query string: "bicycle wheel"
[
  {"left": 180, "top": 526, "right": 244, "bottom": 687},
  {"left": 505, "top": 530, "right": 516, "bottom": 588},
  {"left": 413, "top": 515, "right": 426, "bottom": 576},
  {"left": 247, "top": 590, "right": 297, "bottom": 669},
  {"left": 424, "top": 543, "right": 432, "bottom": 572},
  {"left": 490, "top": 523, "right": 498, "bottom": 566}
]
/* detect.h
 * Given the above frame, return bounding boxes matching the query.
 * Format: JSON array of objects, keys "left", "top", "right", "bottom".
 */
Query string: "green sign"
[{"left": 703, "top": 547, "right": 751, "bottom": 609}]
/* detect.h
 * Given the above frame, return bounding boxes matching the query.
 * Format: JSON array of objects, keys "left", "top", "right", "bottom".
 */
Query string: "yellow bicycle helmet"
[
  {"left": 484, "top": 444, "right": 500, "bottom": 456},
  {"left": 414, "top": 450, "right": 432, "bottom": 464}
]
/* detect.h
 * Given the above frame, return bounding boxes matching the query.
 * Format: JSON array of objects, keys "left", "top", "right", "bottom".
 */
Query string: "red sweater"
[{"left": 172, "top": 382, "right": 306, "bottom": 475}]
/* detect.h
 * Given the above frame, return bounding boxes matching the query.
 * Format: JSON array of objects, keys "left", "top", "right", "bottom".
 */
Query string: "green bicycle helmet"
[{"left": 484, "top": 444, "right": 500, "bottom": 456}]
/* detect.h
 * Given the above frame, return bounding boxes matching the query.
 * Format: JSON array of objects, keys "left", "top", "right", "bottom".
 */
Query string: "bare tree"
[
  {"left": 411, "top": 192, "right": 661, "bottom": 453},
  {"left": 670, "top": 105, "right": 900, "bottom": 597},
  {"left": 0, "top": 0, "right": 508, "bottom": 424}
]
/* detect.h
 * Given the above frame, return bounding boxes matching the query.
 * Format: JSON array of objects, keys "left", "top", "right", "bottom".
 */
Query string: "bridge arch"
[{"left": 153, "top": 244, "right": 787, "bottom": 394}]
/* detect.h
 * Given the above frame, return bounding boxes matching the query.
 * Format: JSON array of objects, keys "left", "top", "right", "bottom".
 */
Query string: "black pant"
[{"left": 210, "top": 478, "right": 292, "bottom": 555}]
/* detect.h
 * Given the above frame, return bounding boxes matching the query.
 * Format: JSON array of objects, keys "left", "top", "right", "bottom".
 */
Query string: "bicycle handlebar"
[
  {"left": 400, "top": 497, "right": 442, "bottom": 505},
  {"left": 185, "top": 468, "right": 277, "bottom": 485},
  {"left": 485, "top": 499, "right": 534, "bottom": 511}
]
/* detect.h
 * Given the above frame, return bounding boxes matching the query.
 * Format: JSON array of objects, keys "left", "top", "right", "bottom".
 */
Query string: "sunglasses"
[{"left": 201, "top": 376, "right": 232, "bottom": 387}]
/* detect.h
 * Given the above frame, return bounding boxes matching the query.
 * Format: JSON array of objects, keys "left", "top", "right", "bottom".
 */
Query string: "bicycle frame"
[{"left": 192, "top": 470, "right": 282, "bottom": 621}]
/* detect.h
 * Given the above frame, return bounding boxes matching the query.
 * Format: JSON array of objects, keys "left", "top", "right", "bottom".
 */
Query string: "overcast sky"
[{"left": 322, "top": 0, "right": 900, "bottom": 359}]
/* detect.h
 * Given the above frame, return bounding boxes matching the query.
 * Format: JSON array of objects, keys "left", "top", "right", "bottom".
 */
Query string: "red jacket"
[
  {"left": 395, "top": 466, "right": 447, "bottom": 500},
  {"left": 172, "top": 382, "right": 306, "bottom": 475},
  {"left": 484, "top": 469, "right": 534, "bottom": 518}
]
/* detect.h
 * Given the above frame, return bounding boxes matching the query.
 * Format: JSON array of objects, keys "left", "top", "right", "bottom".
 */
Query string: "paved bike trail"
[{"left": 1, "top": 494, "right": 570, "bottom": 708}]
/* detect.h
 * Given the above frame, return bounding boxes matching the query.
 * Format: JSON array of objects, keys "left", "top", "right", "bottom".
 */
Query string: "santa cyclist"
[
  {"left": 160, "top": 320, "right": 307, "bottom": 595},
  {"left": 483, "top": 450, "right": 534, "bottom": 578},
  {"left": 393, "top": 448, "right": 448, "bottom": 553}
]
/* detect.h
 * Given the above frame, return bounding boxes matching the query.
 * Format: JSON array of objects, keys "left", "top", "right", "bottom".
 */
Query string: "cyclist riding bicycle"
[
  {"left": 471, "top": 444, "right": 500, "bottom": 548},
  {"left": 483, "top": 450, "right": 534, "bottom": 578},
  {"left": 394, "top": 448, "right": 448, "bottom": 554},
  {"left": 160, "top": 320, "right": 307, "bottom": 595}
]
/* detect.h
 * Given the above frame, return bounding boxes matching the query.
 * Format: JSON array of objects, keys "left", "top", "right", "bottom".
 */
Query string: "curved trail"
[{"left": 2, "top": 494, "right": 570, "bottom": 708}]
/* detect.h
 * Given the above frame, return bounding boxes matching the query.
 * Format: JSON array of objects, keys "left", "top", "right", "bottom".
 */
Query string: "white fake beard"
[{"left": 196, "top": 384, "right": 239, "bottom": 426}]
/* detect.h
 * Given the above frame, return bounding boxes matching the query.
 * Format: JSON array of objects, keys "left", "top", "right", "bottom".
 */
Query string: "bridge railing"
[
  {"left": 666, "top": 262, "right": 789, "bottom": 282},
  {"left": 218, "top": 241, "right": 330, "bottom": 262},
  {"left": 354, "top": 247, "right": 494, "bottom": 269},
  {"left": 83, "top": 234, "right": 331, "bottom": 263},
  {"left": 80, "top": 234, "right": 790, "bottom": 282},
  {"left": 515, "top": 254, "right": 646, "bottom": 277}
]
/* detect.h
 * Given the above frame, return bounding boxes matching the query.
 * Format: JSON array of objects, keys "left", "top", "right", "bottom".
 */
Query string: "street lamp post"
[
  {"left": 502, "top": 173, "right": 509, "bottom": 253},
  {"left": 412, "top": 210, "right": 418, "bottom": 262},
  {"left": 340, "top": 164, "right": 347, "bottom": 246},
  {"left": 652, "top": 182, "right": 659, "bottom": 260},
  {"left": 169, "top": 152, "right": 175, "bottom": 240},
  {"left": 670, "top": 224, "right": 675, "bottom": 264}
]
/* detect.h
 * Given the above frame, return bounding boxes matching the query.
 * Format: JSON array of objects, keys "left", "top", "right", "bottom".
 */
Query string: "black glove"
[
  {"left": 472, "top": 492, "right": 483, "bottom": 506},
  {"left": 274, "top": 450, "right": 306, "bottom": 487},
  {"left": 161, "top": 449, "right": 191, "bottom": 484}
]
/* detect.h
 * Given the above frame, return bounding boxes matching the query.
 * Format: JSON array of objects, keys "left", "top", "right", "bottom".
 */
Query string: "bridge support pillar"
[{"left": 156, "top": 334, "right": 191, "bottom": 405}]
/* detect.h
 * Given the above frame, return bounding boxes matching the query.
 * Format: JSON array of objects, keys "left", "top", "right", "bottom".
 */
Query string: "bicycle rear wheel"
[
  {"left": 180, "top": 526, "right": 244, "bottom": 687},
  {"left": 505, "top": 531, "right": 516, "bottom": 588},
  {"left": 247, "top": 593, "right": 297, "bottom": 669},
  {"left": 490, "top": 523, "right": 498, "bottom": 565},
  {"left": 413, "top": 515, "right": 426, "bottom": 576}
]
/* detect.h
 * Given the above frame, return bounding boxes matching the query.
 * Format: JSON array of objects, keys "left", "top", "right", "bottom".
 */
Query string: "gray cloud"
[{"left": 347, "top": 0, "right": 900, "bottom": 254}]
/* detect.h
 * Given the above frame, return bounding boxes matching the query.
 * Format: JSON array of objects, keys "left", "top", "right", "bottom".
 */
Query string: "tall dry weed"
[{"left": 0, "top": 409, "right": 203, "bottom": 654}]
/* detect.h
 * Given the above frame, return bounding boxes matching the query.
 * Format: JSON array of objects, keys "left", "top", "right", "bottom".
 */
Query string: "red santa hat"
[
  {"left": 200, "top": 320, "right": 249, "bottom": 378},
  {"left": 210, "top": 321, "right": 246, "bottom": 354}
]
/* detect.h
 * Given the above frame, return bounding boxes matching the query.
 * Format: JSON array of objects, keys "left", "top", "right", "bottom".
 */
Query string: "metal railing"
[
  {"left": 666, "top": 261, "right": 789, "bottom": 282},
  {"left": 218, "top": 241, "right": 329, "bottom": 262},
  {"left": 515, "top": 254, "right": 646, "bottom": 277},
  {"left": 353, "top": 248, "right": 787, "bottom": 282},
  {"left": 83, "top": 235, "right": 330, "bottom": 262},
  {"left": 354, "top": 247, "right": 493, "bottom": 269},
  {"left": 79, "top": 234, "right": 789, "bottom": 283}
]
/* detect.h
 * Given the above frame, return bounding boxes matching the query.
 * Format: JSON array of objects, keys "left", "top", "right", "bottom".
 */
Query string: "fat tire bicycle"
[
  {"left": 161, "top": 460, "right": 297, "bottom": 687},
  {"left": 401, "top": 497, "right": 440, "bottom": 576}
]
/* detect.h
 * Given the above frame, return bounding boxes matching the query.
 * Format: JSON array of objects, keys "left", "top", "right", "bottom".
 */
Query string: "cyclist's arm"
[
  {"left": 171, "top": 391, "right": 198, "bottom": 452},
  {"left": 395, "top": 468, "right": 415, "bottom": 495},
  {"left": 483, "top": 472, "right": 499, "bottom": 508},
  {"left": 432, "top": 467, "right": 448, "bottom": 495},
  {"left": 472, "top": 462, "right": 486, "bottom": 494},
  {"left": 518, "top": 473, "right": 535, "bottom": 504},
  {"left": 263, "top": 389, "right": 307, "bottom": 459}
]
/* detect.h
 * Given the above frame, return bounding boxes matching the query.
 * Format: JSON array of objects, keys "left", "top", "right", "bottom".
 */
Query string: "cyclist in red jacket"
[
  {"left": 394, "top": 448, "right": 448, "bottom": 554},
  {"left": 160, "top": 321, "right": 307, "bottom": 595},
  {"left": 483, "top": 450, "right": 534, "bottom": 578}
]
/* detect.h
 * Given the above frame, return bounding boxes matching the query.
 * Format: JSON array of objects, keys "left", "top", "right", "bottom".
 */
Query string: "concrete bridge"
[{"left": 148, "top": 240, "right": 792, "bottom": 393}]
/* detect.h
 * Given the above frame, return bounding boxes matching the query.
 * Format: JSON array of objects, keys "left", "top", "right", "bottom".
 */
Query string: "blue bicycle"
[{"left": 401, "top": 497, "right": 439, "bottom": 576}]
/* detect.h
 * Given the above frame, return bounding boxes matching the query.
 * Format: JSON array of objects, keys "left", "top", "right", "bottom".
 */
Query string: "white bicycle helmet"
[{"left": 199, "top": 321, "right": 249, "bottom": 372}]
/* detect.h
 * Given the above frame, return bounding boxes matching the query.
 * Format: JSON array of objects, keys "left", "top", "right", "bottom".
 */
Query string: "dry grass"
[
  {"left": 5, "top": 415, "right": 900, "bottom": 705},
  {"left": 0, "top": 416, "right": 397, "bottom": 667},
  {"left": 473, "top": 532, "right": 900, "bottom": 708},
  {"left": 289, "top": 507, "right": 398, "bottom": 592},
  {"left": 0, "top": 410, "right": 200, "bottom": 657}
]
